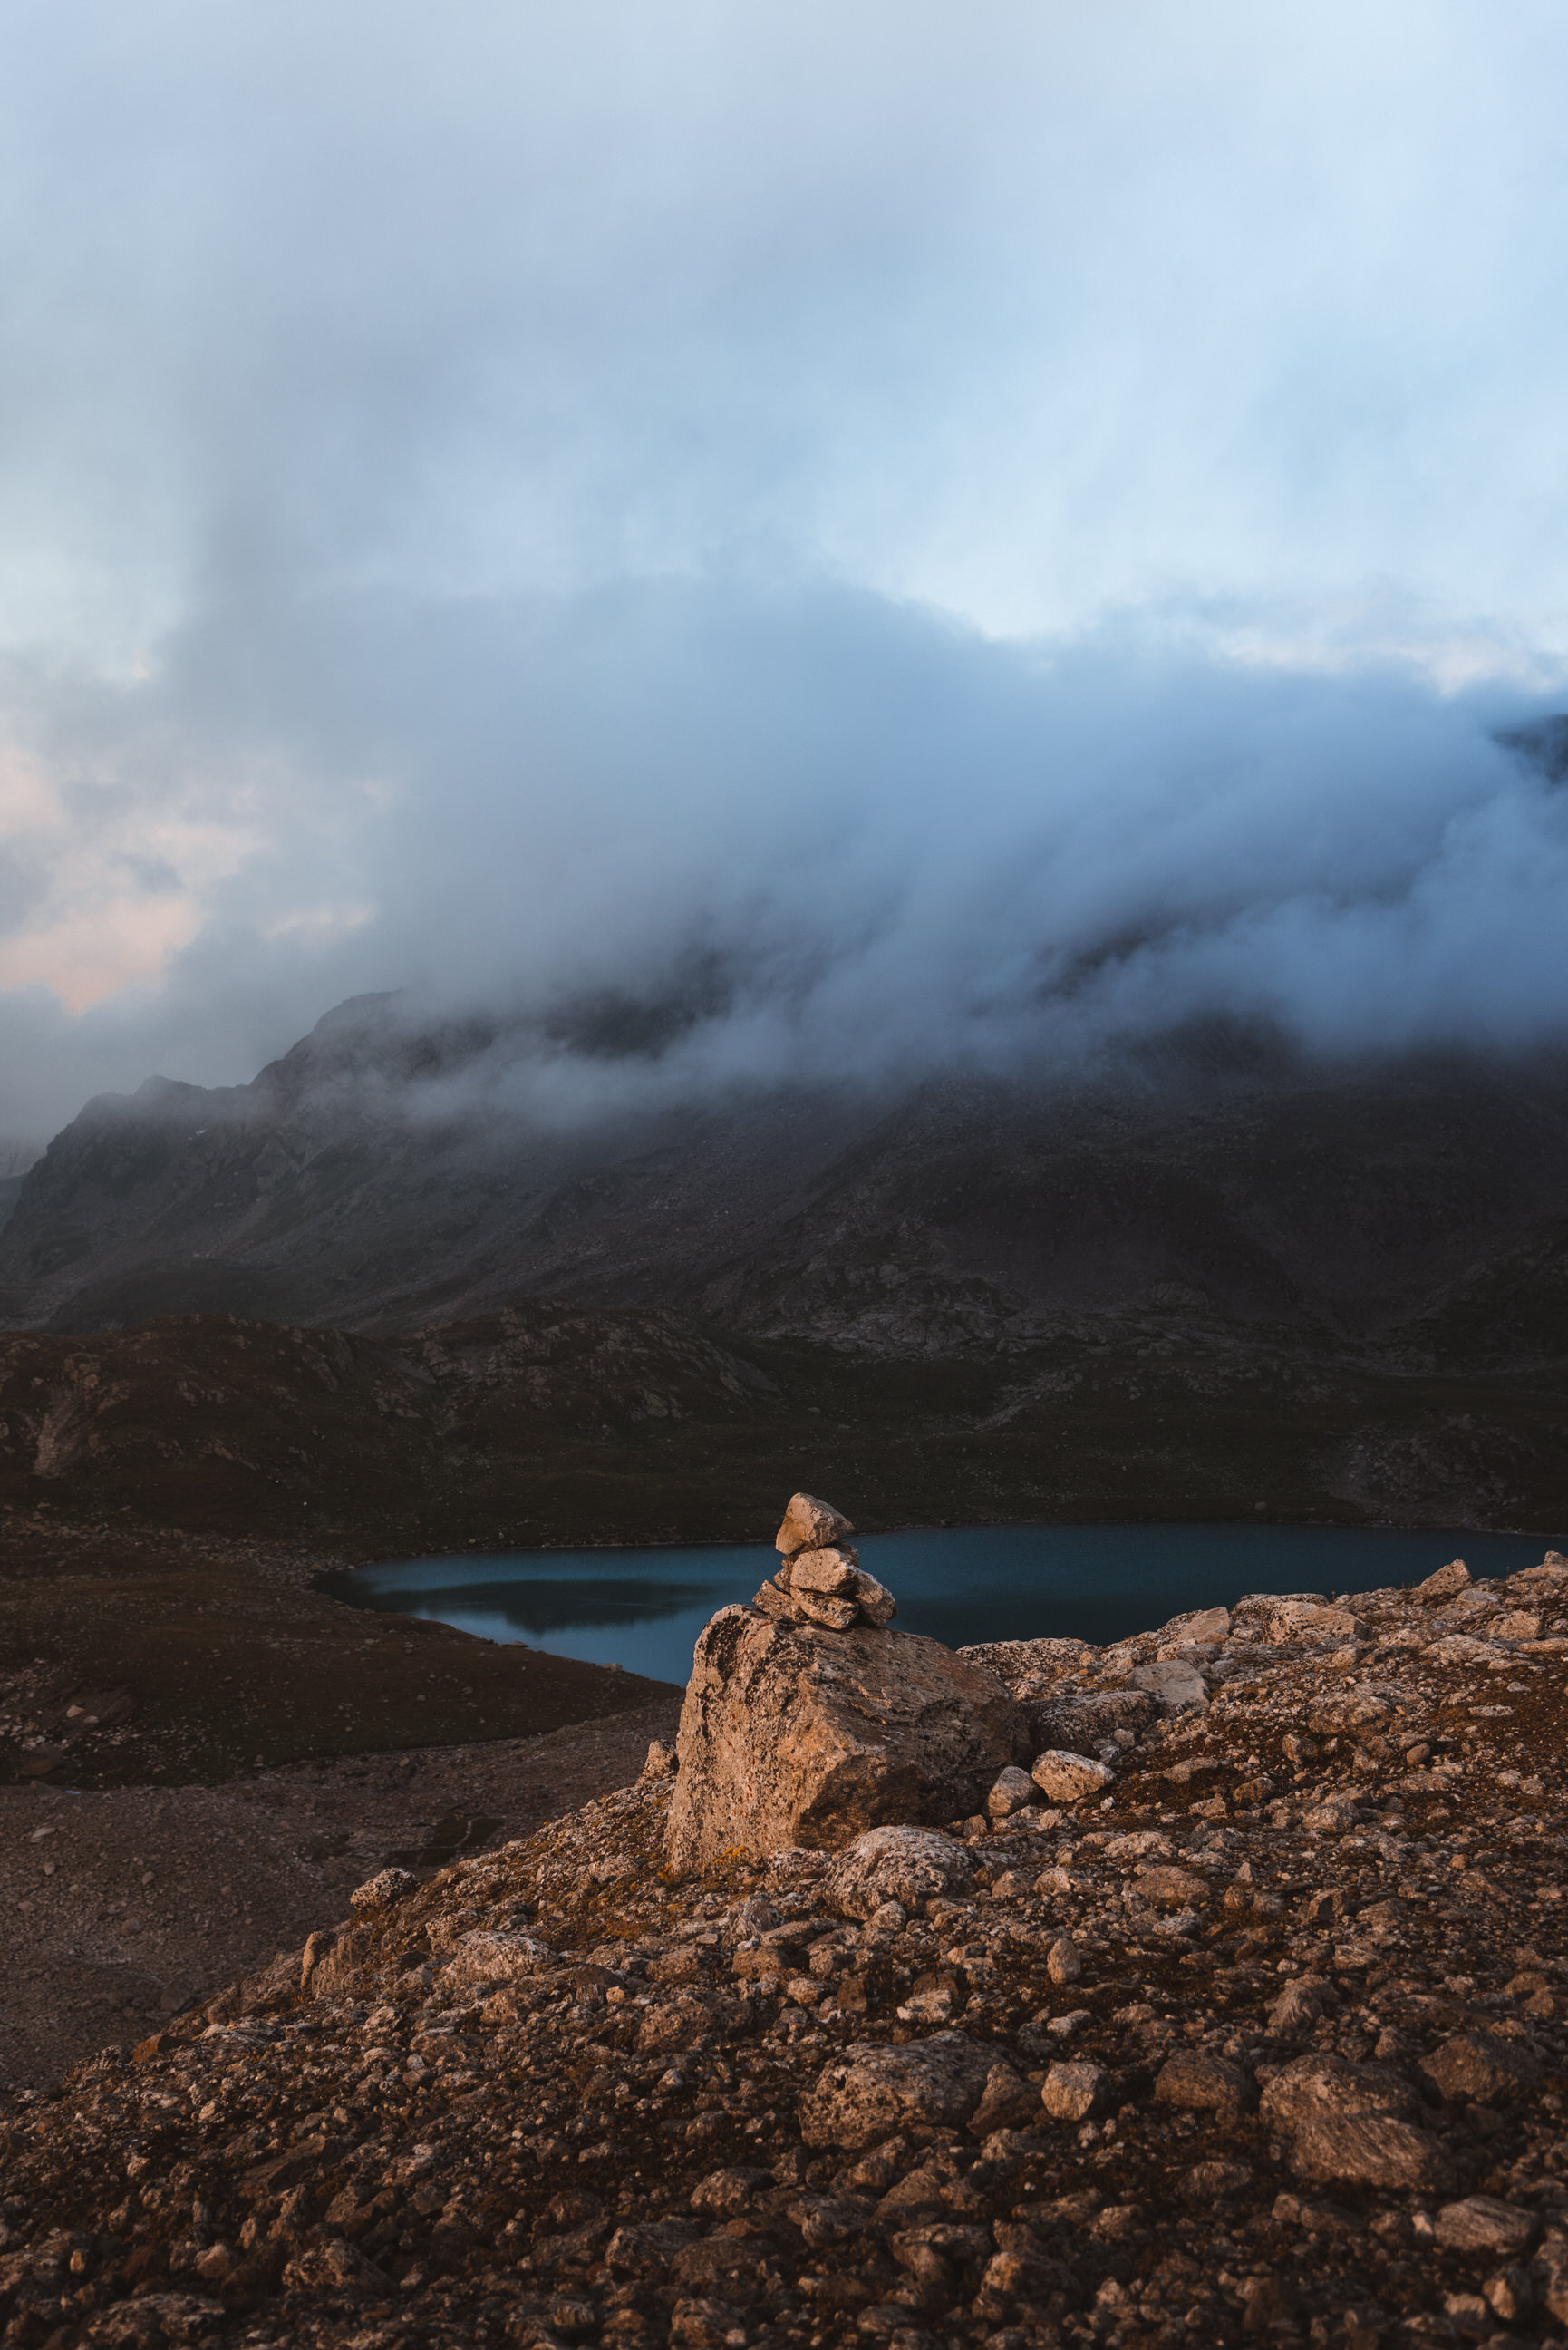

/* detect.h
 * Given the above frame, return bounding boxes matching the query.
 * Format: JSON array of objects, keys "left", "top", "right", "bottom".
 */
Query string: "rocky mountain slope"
[
  {"left": 3, "top": 1543, "right": 1565, "bottom": 2349},
  {"left": 5, "top": 1000, "right": 1568, "bottom": 1534},
  {"left": 5, "top": 1297, "right": 1568, "bottom": 1542},
  {"left": 5, "top": 999, "right": 1568, "bottom": 1378}
]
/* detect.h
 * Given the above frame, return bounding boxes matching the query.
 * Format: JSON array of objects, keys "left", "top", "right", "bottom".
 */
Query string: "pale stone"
[
  {"left": 1040, "top": 2061, "right": 1104, "bottom": 2121},
  {"left": 1137, "top": 1864, "right": 1209, "bottom": 1909},
  {"left": 759, "top": 1553, "right": 894, "bottom": 1632},
  {"left": 1261, "top": 2055, "right": 1451, "bottom": 2191},
  {"left": 849, "top": 1568, "right": 897, "bottom": 1627},
  {"left": 1129, "top": 1659, "right": 1208, "bottom": 1712},
  {"left": 1415, "top": 1558, "right": 1471, "bottom": 1601},
  {"left": 968, "top": 2062, "right": 1040, "bottom": 2137},
  {"left": 790, "top": 1546, "right": 861, "bottom": 1597},
  {"left": 349, "top": 1867, "right": 417, "bottom": 1914},
  {"left": 1511, "top": 1557, "right": 1568, "bottom": 1590},
  {"left": 690, "top": 2168, "right": 771, "bottom": 2218},
  {"left": 776, "top": 1493, "right": 855, "bottom": 1556},
  {"left": 1155, "top": 2049, "right": 1254, "bottom": 2120},
  {"left": 822, "top": 1825, "right": 975, "bottom": 1919},
  {"left": 1265, "top": 1600, "right": 1367, "bottom": 1644},
  {"left": 1291, "top": 2111, "right": 1452, "bottom": 2192},
  {"left": 986, "top": 1765, "right": 1040, "bottom": 1820},
  {"left": 1266, "top": 1976, "right": 1332, "bottom": 2036},
  {"left": 1156, "top": 1605, "right": 1232, "bottom": 1654},
  {"left": 793, "top": 1589, "right": 859, "bottom": 1631},
  {"left": 1418, "top": 2029, "right": 1543, "bottom": 2105},
  {"left": 302, "top": 1922, "right": 372, "bottom": 1999},
  {"left": 1031, "top": 1749, "right": 1114, "bottom": 1803},
  {"left": 1045, "top": 1935, "right": 1081, "bottom": 1986},
  {"left": 1537, "top": 2236, "right": 1568, "bottom": 2327},
  {"left": 665, "top": 1609, "right": 1027, "bottom": 1871},
  {"left": 441, "top": 1930, "right": 557, "bottom": 1986},
  {"left": 1434, "top": 2199, "right": 1538, "bottom": 2259}
]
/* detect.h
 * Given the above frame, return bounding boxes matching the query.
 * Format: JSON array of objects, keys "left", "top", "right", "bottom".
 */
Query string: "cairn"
[{"left": 751, "top": 1489, "right": 897, "bottom": 1630}]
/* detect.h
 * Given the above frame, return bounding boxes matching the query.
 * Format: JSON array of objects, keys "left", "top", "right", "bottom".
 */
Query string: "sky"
[{"left": 3, "top": 0, "right": 1568, "bottom": 1146}]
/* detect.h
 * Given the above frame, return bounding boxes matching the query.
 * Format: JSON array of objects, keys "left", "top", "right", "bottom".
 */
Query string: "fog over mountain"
[
  {"left": 5, "top": 585, "right": 1568, "bottom": 1149},
  {"left": 3, "top": 2, "right": 1568, "bottom": 1146}
]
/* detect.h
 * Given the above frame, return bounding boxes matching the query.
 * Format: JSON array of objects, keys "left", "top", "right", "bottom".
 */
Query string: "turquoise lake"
[{"left": 326, "top": 1521, "right": 1550, "bottom": 1685}]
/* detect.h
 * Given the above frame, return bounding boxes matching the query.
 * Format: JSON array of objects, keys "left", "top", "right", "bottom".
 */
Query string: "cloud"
[
  {"left": 1, "top": 0, "right": 1567, "bottom": 1138},
  {"left": 0, "top": 576, "right": 1564, "bottom": 1142}
]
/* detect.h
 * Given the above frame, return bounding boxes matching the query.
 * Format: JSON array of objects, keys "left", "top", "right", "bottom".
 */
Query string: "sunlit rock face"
[{"left": 664, "top": 1606, "right": 1027, "bottom": 1873}]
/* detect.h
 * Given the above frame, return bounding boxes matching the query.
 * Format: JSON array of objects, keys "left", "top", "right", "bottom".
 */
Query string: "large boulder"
[
  {"left": 799, "top": 2032, "right": 999, "bottom": 2147},
  {"left": 1130, "top": 1659, "right": 1208, "bottom": 1713},
  {"left": 1418, "top": 2029, "right": 1543, "bottom": 2105},
  {"left": 1260, "top": 2056, "right": 1452, "bottom": 2192},
  {"left": 1031, "top": 1749, "right": 1114, "bottom": 1803},
  {"left": 821, "top": 1825, "right": 976, "bottom": 1918},
  {"left": 664, "top": 1607, "right": 1029, "bottom": 1872}
]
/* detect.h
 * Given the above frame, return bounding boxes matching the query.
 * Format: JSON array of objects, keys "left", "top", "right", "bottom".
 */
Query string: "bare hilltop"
[{"left": 3, "top": 1497, "right": 1566, "bottom": 2350}]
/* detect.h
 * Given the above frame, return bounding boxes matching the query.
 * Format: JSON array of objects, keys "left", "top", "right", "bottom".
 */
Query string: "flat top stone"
[
  {"left": 1433, "top": 2197, "right": 1538, "bottom": 2256},
  {"left": 799, "top": 2030, "right": 995, "bottom": 2148}
]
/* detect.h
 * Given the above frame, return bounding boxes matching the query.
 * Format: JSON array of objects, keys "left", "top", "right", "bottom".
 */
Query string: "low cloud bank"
[{"left": 1, "top": 578, "right": 1565, "bottom": 1144}]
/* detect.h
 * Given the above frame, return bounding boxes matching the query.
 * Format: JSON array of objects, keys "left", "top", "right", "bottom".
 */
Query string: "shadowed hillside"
[{"left": 5, "top": 1000, "right": 1568, "bottom": 1384}]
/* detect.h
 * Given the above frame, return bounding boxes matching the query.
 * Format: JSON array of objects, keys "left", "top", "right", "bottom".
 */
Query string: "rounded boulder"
[{"left": 821, "top": 1824, "right": 976, "bottom": 1919}]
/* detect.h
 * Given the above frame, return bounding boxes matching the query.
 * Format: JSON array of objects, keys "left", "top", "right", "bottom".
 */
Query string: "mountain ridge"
[{"left": 5, "top": 1001, "right": 1568, "bottom": 1382}]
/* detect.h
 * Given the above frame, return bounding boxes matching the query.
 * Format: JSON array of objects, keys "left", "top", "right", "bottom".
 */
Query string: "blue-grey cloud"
[{"left": 1, "top": 1, "right": 1567, "bottom": 1138}]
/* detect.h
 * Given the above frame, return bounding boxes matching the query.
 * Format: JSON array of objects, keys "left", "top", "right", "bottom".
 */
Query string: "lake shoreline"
[{"left": 325, "top": 1520, "right": 1559, "bottom": 1688}]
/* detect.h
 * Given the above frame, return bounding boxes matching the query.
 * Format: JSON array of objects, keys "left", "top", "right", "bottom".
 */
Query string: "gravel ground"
[
  {"left": 0, "top": 1697, "right": 679, "bottom": 2092},
  {"left": 4, "top": 1561, "right": 1568, "bottom": 2348}
]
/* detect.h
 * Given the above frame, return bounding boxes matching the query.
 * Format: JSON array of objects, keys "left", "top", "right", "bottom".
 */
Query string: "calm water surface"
[{"left": 326, "top": 1521, "right": 1549, "bottom": 1686}]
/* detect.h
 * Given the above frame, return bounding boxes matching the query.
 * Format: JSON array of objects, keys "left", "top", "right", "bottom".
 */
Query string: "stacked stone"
[{"left": 752, "top": 1490, "right": 897, "bottom": 1631}]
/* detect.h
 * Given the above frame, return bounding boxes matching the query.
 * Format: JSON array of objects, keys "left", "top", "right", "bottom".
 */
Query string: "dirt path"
[{"left": 0, "top": 1695, "right": 679, "bottom": 2092}]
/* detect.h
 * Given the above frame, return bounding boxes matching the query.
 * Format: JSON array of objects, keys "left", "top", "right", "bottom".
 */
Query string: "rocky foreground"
[{"left": 3, "top": 1539, "right": 1567, "bottom": 2350}]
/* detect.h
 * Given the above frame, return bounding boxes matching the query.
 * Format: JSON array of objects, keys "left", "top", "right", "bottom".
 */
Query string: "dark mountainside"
[
  {"left": 8, "top": 997, "right": 1568, "bottom": 1370},
  {"left": 2, "top": 999, "right": 1568, "bottom": 1539}
]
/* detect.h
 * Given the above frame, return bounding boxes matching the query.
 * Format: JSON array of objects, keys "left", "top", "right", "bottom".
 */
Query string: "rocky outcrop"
[
  {"left": 2, "top": 1541, "right": 1567, "bottom": 2350},
  {"left": 664, "top": 1571, "right": 1027, "bottom": 1870},
  {"left": 665, "top": 1607, "right": 1026, "bottom": 1871}
]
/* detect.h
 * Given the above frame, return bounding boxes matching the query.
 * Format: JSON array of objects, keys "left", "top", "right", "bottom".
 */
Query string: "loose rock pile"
[
  {"left": 753, "top": 1497, "right": 897, "bottom": 1633},
  {"left": 2, "top": 1532, "right": 1567, "bottom": 2350}
]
